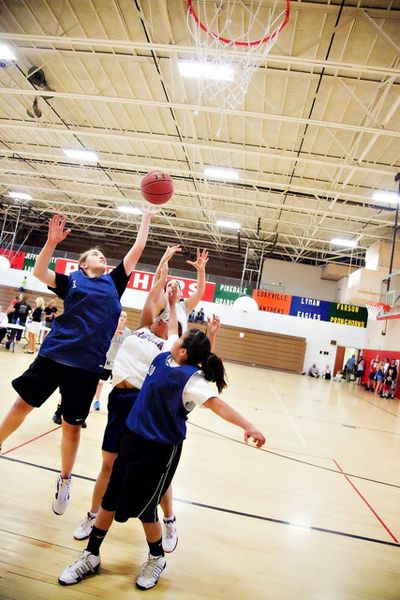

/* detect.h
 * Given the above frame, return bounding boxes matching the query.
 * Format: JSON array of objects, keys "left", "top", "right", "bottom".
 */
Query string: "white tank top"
[{"left": 112, "top": 328, "right": 175, "bottom": 389}]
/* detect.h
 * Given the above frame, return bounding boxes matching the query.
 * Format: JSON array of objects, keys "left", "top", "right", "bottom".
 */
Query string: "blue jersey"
[
  {"left": 126, "top": 352, "right": 198, "bottom": 444},
  {"left": 40, "top": 268, "right": 122, "bottom": 373}
]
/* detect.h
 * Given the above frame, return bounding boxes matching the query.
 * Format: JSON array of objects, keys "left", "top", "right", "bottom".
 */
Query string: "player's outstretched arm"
[
  {"left": 123, "top": 205, "right": 159, "bottom": 275},
  {"left": 185, "top": 248, "right": 209, "bottom": 313},
  {"left": 138, "top": 263, "right": 169, "bottom": 329},
  {"left": 206, "top": 314, "right": 221, "bottom": 352},
  {"left": 154, "top": 244, "right": 181, "bottom": 283},
  {"left": 33, "top": 215, "right": 71, "bottom": 286},
  {"left": 203, "top": 396, "right": 266, "bottom": 448}
]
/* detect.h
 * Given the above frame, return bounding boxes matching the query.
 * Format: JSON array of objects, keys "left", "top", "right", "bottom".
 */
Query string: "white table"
[{"left": 1, "top": 323, "right": 26, "bottom": 352}]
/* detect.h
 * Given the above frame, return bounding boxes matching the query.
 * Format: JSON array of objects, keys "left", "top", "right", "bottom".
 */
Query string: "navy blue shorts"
[
  {"left": 101, "top": 387, "right": 139, "bottom": 453},
  {"left": 12, "top": 355, "right": 100, "bottom": 425},
  {"left": 102, "top": 429, "right": 182, "bottom": 523},
  {"left": 99, "top": 368, "right": 112, "bottom": 382}
]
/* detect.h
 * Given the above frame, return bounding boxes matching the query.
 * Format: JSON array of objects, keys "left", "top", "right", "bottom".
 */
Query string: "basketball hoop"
[
  {"left": 366, "top": 302, "right": 390, "bottom": 321},
  {"left": 186, "top": 0, "right": 290, "bottom": 119}
]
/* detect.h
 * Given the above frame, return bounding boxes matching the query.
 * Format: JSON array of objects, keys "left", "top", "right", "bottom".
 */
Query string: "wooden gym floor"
[{"left": 0, "top": 348, "right": 399, "bottom": 599}]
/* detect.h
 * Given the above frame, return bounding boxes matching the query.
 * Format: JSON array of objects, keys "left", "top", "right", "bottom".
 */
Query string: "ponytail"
[
  {"left": 201, "top": 353, "right": 227, "bottom": 394},
  {"left": 181, "top": 328, "right": 227, "bottom": 393}
]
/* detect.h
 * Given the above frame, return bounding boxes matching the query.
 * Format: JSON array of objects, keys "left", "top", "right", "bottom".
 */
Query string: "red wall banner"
[
  {"left": 54, "top": 258, "right": 216, "bottom": 301},
  {"left": 0, "top": 248, "right": 26, "bottom": 270}
]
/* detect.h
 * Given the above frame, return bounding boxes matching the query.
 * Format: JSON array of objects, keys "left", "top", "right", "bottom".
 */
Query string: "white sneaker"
[
  {"left": 162, "top": 519, "right": 178, "bottom": 553},
  {"left": 58, "top": 550, "right": 100, "bottom": 585},
  {"left": 74, "top": 512, "right": 96, "bottom": 540},
  {"left": 52, "top": 474, "right": 72, "bottom": 515},
  {"left": 136, "top": 554, "right": 166, "bottom": 590}
]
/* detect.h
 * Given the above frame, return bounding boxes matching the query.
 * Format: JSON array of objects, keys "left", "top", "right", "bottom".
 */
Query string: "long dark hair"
[{"left": 181, "top": 329, "right": 227, "bottom": 393}]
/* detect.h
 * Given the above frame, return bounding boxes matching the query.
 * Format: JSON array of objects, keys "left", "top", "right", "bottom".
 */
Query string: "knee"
[
  {"left": 62, "top": 422, "right": 81, "bottom": 440},
  {"left": 101, "top": 454, "right": 116, "bottom": 477},
  {"left": 14, "top": 396, "right": 33, "bottom": 415}
]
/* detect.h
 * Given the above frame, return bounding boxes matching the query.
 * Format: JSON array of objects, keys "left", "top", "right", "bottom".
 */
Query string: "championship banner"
[
  {"left": 23, "top": 253, "right": 56, "bottom": 272},
  {"left": 289, "top": 296, "right": 330, "bottom": 321},
  {"left": 54, "top": 258, "right": 216, "bottom": 301},
  {"left": 328, "top": 303, "right": 368, "bottom": 328},
  {"left": 0, "top": 248, "right": 26, "bottom": 270},
  {"left": 213, "top": 283, "right": 253, "bottom": 305},
  {"left": 252, "top": 290, "right": 291, "bottom": 314}
]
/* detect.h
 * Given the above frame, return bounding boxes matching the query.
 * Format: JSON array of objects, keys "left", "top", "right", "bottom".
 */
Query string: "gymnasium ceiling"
[{"left": 0, "top": 0, "right": 399, "bottom": 278}]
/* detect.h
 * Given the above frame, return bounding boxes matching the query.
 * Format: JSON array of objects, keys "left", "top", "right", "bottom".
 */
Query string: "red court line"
[
  {"left": 332, "top": 458, "right": 399, "bottom": 544},
  {"left": 0, "top": 425, "right": 61, "bottom": 456}
]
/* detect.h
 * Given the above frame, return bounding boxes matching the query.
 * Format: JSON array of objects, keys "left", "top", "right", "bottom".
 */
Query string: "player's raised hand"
[
  {"left": 187, "top": 248, "right": 209, "bottom": 271},
  {"left": 140, "top": 204, "right": 161, "bottom": 218},
  {"left": 47, "top": 215, "right": 71, "bottom": 246}
]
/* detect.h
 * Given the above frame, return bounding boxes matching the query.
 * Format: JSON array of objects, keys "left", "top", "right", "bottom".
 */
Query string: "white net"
[
  {"left": 366, "top": 302, "right": 387, "bottom": 321},
  {"left": 186, "top": 0, "right": 290, "bottom": 114}
]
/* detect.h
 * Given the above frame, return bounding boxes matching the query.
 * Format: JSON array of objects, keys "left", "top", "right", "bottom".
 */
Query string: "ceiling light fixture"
[
  {"left": 0, "top": 43, "right": 17, "bottom": 61},
  {"left": 178, "top": 60, "right": 234, "bottom": 82},
  {"left": 204, "top": 166, "right": 239, "bottom": 181},
  {"left": 371, "top": 191, "right": 398, "bottom": 204},
  {"left": 118, "top": 206, "right": 142, "bottom": 215},
  {"left": 331, "top": 238, "right": 358, "bottom": 248},
  {"left": 63, "top": 148, "right": 98, "bottom": 162},
  {"left": 8, "top": 191, "right": 32, "bottom": 201},
  {"left": 217, "top": 220, "right": 241, "bottom": 230}
]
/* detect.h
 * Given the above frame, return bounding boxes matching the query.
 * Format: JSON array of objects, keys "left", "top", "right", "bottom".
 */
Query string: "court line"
[
  {"left": 188, "top": 422, "right": 400, "bottom": 489},
  {"left": 0, "top": 456, "right": 398, "bottom": 550},
  {"left": 268, "top": 382, "right": 308, "bottom": 447},
  {"left": 332, "top": 458, "right": 399, "bottom": 544},
  {"left": 0, "top": 425, "right": 62, "bottom": 456},
  {"left": 348, "top": 389, "right": 400, "bottom": 418},
  {"left": 228, "top": 400, "right": 400, "bottom": 436},
  {"left": 176, "top": 498, "right": 400, "bottom": 549},
  {"left": 2, "top": 419, "right": 399, "bottom": 491}
]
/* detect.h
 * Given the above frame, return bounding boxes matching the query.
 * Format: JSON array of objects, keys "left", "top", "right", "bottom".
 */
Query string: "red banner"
[
  {"left": 54, "top": 258, "right": 215, "bottom": 301},
  {"left": 0, "top": 248, "right": 26, "bottom": 270}
]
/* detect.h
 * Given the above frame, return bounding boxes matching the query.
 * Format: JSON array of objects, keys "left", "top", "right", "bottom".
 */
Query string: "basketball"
[{"left": 140, "top": 171, "right": 174, "bottom": 205}]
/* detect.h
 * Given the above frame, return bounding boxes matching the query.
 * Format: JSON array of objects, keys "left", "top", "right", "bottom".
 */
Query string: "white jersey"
[
  {"left": 105, "top": 326, "right": 131, "bottom": 370},
  {"left": 112, "top": 328, "right": 176, "bottom": 389},
  {"left": 159, "top": 301, "right": 188, "bottom": 334}
]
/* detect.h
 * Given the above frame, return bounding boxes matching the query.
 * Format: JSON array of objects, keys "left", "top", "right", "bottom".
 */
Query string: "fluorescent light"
[
  {"left": 372, "top": 191, "right": 398, "bottom": 204},
  {"left": 118, "top": 205, "right": 142, "bottom": 215},
  {"left": 204, "top": 166, "right": 239, "bottom": 181},
  {"left": 63, "top": 148, "right": 98, "bottom": 162},
  {"left": 178, "top": 60, "right": 234, "bottom": 82},
  {"left": 331, "top": 238, "right": 358, "bottom": 248},
  {"left": 0, "top": 43, "right": 17, "bottom": 61},
  {"left": 217, "top": 220, "right": 241, "bottom": 230},
  {"left": 8, "top": 191, "right": 32, "bottom": 201}
]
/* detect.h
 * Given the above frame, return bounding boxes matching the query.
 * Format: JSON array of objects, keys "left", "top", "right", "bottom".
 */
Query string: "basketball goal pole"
[{"left": 386, "top": 172, "right": 400, "bottom": 296}]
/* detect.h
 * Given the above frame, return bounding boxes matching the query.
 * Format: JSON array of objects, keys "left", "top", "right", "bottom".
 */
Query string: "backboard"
[{"left": 378, "top": 270, "right": 400, "bottom": 321}]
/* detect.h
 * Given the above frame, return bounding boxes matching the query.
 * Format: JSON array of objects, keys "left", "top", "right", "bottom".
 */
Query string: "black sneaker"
[{"left": 52, "top": 404, "right": 62, "bottom": 425}]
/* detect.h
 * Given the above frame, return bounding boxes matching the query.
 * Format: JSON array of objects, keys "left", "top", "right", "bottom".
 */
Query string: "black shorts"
[
  {"left": 99, "top": 368, "right": 112, "bottom": 382},
  {"left": 12, "top": 355, "right": 100, "bottom": 426},
  {"left": 101, "top": 387, "right": 139, "bottom": 453},
  {"left": 102, "top": 430, "right": 182, "bottom": 523}
]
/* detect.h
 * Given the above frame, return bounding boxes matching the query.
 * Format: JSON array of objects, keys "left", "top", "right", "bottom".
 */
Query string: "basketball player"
[
  {"left": 154, "top": 245, "right": 209, "bottom": 334},
  {"left": 0, "top": 208, "right": 157, "bottom": 515},
  {"left": 59, "top": 285, "right": 265, "bottom": 590},
  {"left": 73, "top": 261, "right": 221, "bottom": 553}
]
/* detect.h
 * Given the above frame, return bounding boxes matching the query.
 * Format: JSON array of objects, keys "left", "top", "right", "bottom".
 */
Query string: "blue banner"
[{"left": 289, "top": 296, "right": 331, "bottom": 321}]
